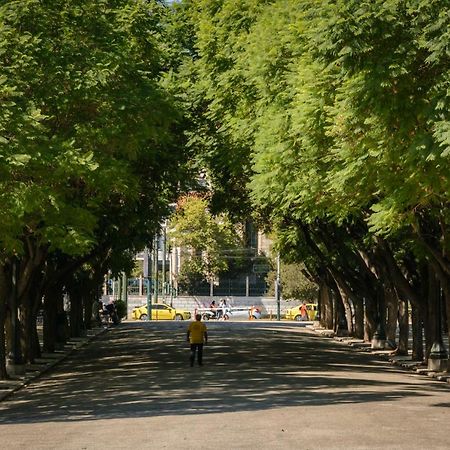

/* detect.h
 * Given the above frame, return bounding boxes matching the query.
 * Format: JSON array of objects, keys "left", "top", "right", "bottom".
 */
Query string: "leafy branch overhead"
[
  {"left": 0, "top": 0, "right": 187, "bottom": 262},
  {"left": 176, "top": 0, "right": 449, "bottom": 267}
]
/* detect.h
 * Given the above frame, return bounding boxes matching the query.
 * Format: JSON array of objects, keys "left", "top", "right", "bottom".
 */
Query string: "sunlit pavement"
[{"left": 0, "top": 321, "right": 449, "bottom": 449}]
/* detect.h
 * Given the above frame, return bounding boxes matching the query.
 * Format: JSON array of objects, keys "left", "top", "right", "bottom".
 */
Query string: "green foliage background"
[
  {"left": 266, "top": 263, "right": 318, "bottom": 303},
  {"left": 172, "top": 0, "right": 449, "bottom": 275},
  {"left": 0, "top": 0, "right": 188, "bottom": 270},
  {"left": 168, "top": 195, "right": 241, "bottom": 289}
]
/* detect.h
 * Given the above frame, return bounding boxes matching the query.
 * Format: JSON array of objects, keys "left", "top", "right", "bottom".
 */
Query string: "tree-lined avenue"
[{"left": 0, "top": 323, "right": 449, "bottom": 449}]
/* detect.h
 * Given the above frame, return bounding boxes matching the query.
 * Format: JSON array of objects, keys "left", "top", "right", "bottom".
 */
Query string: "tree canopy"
[
  {"left": 0, "top": 0, "right": 191, "bottom": 376},
  {"left": 170, "top": 0, "right": 450, "bottom": 359}
]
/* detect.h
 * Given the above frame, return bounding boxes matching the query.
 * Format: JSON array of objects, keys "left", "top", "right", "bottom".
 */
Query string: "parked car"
[
  {"left": 285, "top": 303, "right": 317, "bottom": 321},
  {"left": 132, "top": 303, "right": 191, "bottom": 321}
]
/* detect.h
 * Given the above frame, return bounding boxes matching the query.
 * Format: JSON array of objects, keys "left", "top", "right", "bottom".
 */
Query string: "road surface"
[{"left": 0, "top": 321, "right": 449, "bottom": 449}]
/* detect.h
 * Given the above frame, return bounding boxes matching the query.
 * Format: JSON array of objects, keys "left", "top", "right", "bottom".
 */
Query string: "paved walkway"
[
  {"left": 0, "top": 321, "right": 449, "bottom": 449},
  {"left": 0, "top": 326, "right": 107, "bottom": 402}
]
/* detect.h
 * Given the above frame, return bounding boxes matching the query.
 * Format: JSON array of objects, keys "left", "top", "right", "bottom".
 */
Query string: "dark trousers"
[{"left": 190, "top": 343, "right": 204, "bottom": 366}]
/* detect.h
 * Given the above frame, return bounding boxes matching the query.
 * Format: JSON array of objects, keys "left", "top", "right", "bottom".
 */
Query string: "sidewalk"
[
  {"left": 310, "top": 323, "right": 450, "bottom": 385},
  {"left": 0, "top": 326, "right": 107, "bottom": 402}
]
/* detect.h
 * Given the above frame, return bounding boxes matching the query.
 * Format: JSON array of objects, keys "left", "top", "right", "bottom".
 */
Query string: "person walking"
[{"left": 187, "top": 314, "right": 208, "bottom": 367}]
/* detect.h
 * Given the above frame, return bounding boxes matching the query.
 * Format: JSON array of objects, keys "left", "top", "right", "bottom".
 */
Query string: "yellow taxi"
[
  {"left": 131, "top": 303, "right": 191, "bottom": 321},
  {"left": 285, "top": 303, "right": 318, "bottom": 321}
]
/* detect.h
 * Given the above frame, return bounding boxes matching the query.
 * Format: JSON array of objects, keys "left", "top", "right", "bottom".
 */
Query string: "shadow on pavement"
[{"left": 0, "top": 321, "right": 447, "bottom": 424}]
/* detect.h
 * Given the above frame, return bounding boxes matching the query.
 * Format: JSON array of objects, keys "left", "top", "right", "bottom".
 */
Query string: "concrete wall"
[{"left": 103, "top": 295, "right": 295, "bottom": 318}]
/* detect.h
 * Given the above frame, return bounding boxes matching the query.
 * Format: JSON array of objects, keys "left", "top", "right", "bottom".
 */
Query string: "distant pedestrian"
[
  {"left": 187, "top": 314, "right": 208, "bottom": 367},
  {"left": 218, "top": 298, "right": 229, "bottom": 320},
  {"left": 209, "top": 299, "right": 217, "bottom": 319},
  {"left": 300, "top": 302, "right": 308, "bottom": 321}
]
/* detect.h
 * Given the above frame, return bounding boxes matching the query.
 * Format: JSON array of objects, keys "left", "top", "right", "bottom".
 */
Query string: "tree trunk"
[
  {"left": 385, "top": 286, "right": 398, "bottom": 349},
  {"left": 31, "top": 281, "right": 44, "bottom": 360},
  {"left": 411, "top": 303, "right": 424, "bottom": 361},
  {"left": 0, "top": 304, "right": 6, "bottom": 379},
  {"left": 69, "top": 292, "right": 84, "bottom": 338},
  {"left": 353, "top": 297, "right": 364, "bottom": 340},
  {"left": 397, "top": 299, "right": 409, "bottom": 356},
  {"left": 319, "top": 281, "right": 333, "bottom": 329},
  {"left": 0, "top": 265, "right": 9, "bottom": 379},
  {"left": 86, "top": 268, "right": 106, "bottom": 329},
  {"left": 54, "top": 291, "right": 68, "bottom": 349},
  {"left": 11, "top": 245, "right": 47, "bottom": 365},
  {"left": 5, "top": 309, "right": 12, "bottom": 358},
  {"left": 19, "top": 276, "right": 44, "bottom": 364},
  {"left": 83, "top": 291, "right": 93, "bottom": 330},
  {"left": 442, "top": 291, "right": 448, "bottom": 335},
  {"left": 20, "top": 306, "right": 34, "bottom": 364},
  {"left": 80, "top": 293, "right": 88, "bottom": 336},
  {"left": 334, "top": 289, "right": 348, "bottom": 336},
  {"left": 43, "top": 287, "right": 61, "bottom": 353},
  {"left": 20, "top": 302, "right": 41, "bottom": 364},
  {"left": 427, "top": 256, "right": 450, "bottom": 356},
  {"left": 43, "top": 294, "right": 56, "bottom": 353},
  {"left": 334, "top": 281, "right": 353, "bottom": 335},
  {"left": 23, "top": 304, "right": 42, "bottom": 363},
  {"left": 364, "top": 298, "right": 377, "bottom": 342},
  {"left": 446, "top": 292, "right": 450, "bottom": 354},
  {"left": 7, "top": 258, "right": 24, "bottom": 368}
]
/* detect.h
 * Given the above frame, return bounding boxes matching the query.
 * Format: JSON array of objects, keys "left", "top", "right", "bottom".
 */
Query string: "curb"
[
  {"left": 0, "top": 326, "right": 109, "bottom": 403},
  {"left": 310, "top": 326, "right": 450, "bottom": 386}
]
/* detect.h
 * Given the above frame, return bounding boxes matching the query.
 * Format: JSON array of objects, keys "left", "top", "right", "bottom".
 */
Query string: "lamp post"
[
  {"left": 162, "top": 224, "right": 167, "bottom": 299},
  {"left": 121, "top": 272, "right": 127, "bottom": 319},
  {"left": 275, "top": 253, "right": 281, "bottom": 321},
  {"left": 153, "top": 233, "right": 159, "bottom": 305},
  {"left": 144, "top": 247, "right": 152, "bottom": 321},
  {"left": 168, "top": 245, "right": 173, "bottom": 307}
]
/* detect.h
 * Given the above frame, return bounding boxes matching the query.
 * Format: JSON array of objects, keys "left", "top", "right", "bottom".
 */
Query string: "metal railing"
[{"left": 107, "top": 276, "right": 269, "bottom": 298}]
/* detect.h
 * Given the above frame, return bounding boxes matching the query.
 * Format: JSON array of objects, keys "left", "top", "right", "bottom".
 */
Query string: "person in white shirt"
[{"left": 218, "top": 298, "right": 229, "bottom": 320}]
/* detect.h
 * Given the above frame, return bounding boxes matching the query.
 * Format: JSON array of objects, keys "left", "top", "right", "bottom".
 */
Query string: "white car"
[{"left": 198, "top": 306, "right": 262, "bottom": 320}]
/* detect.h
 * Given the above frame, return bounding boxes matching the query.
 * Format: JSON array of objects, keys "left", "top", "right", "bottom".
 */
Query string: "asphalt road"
[{"left": 0, "top": 321, "right": 449, "bottom": 449}]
